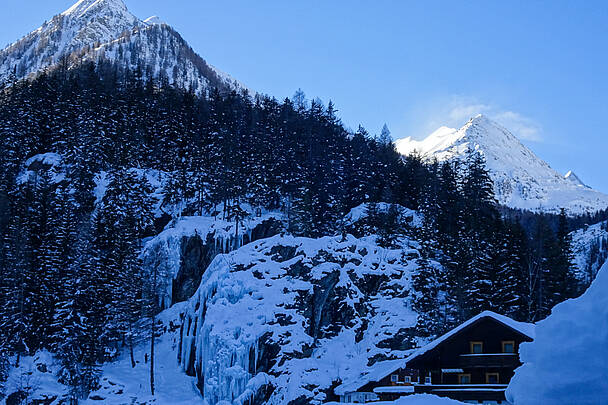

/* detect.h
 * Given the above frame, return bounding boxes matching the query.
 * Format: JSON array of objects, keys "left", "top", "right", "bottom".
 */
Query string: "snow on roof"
[
  {"left": 373, "top": 386, "right": 415, "bottom": 393},
  {"left": 335, "top": 311, "right": 533, "bottom": 396},
  {"left": 334, "top": 358, "right": 409, "bottom": 395},
  {"left": 407, "top": 311, "right": 535, "bottom": 363}
]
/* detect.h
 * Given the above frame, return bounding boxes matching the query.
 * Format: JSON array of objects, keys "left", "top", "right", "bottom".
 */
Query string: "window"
[
  {"left": 425, "top": 376, "right": 432, "bottom": 384},
  {"left": 502, "top": 340, "right": 515, "bottom": 353},
  {"left": 486, "top": 373, "right": 500, "bottom": 384},
  {"left": 458, "top": 373, "right": 471, "bottom": 384},
  {"left": 391, "top": 374, "right": 398, "bottom": 383},
  {"left": 470, "top": 341, "right": 484, "bottom": 354},
  {"left": 404, "top": 376, "right": 411, "bottom": 383}
]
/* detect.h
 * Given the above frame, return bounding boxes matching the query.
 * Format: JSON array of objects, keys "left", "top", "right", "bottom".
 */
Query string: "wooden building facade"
[
  {"left": 404, "top": 311, "right": 534, "bottom": 404},
  {"left": 335, "top": 311, "right": 534, "bottom": 404}
]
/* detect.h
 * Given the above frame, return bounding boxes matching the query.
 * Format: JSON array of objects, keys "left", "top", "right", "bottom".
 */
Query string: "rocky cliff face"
[
  {"left": 170, "top": 218, "right": 284, "bottom": 304},
  {"left": 177, "top": 233, "right": 427, "bottom": 404},
  {"left": 571, "top": 220, "right": 608, "bottom": 285},
  {"left": 142, "top": 214, "right": 285, "bottom": 309}
]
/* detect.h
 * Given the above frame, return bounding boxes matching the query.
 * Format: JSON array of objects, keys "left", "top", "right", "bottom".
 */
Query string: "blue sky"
[{"left": 2, "top": 0, "right": 607, "bottom": 191}]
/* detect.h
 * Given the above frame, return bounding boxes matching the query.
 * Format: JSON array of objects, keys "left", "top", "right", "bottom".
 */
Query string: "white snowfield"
[
  {"left": 395, "top": 115, "right": 608, "bottom": 215},
  {"left": 506, "top": 259, "right": 608, "bottom": 404}
]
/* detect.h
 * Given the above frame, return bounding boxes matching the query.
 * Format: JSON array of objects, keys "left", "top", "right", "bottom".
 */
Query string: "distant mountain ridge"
[
  {"left": 0, "top": 0, "right": 249, "bottom": 94},
  {"left": 395, "top": 115, "right": 608, "bottom": 215}
]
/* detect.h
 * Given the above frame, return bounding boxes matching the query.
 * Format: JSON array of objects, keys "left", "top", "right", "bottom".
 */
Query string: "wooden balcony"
[{"left": 458, "top": 353, "right": 520, "bottom": 368}]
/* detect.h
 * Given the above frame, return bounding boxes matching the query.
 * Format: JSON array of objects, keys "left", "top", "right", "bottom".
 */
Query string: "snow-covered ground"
[
  {"left": 3, "top": 304, "right": 202, "bottom": 405},
  {"left": 4, "top": 351, "right": 67, "bottom": 404},
  {"left": 343, "top": 202, "right": 423, "bottom": 229},
  {"left": 506, "top": 259, "right": 608, "bottom": 404},
  {"left": 327, "top": 394, "right": 466, "bottom": 404},
  {"left": 84, "top": 303, "right": 201, "bottom": 405},
  {"left": 394, "top": 115, "right": 608, "bottom": 215}
]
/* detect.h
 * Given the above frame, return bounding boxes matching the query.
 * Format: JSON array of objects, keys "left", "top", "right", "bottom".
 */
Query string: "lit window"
[
  {"left": 458, "top": 374, "right": 471, "bottom": 384},
  {"left": 486, "top": 373, "right": 500, "bottom": 384},
  {"left": 470, "top": 341, "right": 483, "bottom": 354},
  {"left": 404, "top": 376, "right": 411, "bottom": 383},
  {"left": 391, "top": 374, "right": 398, "bottom": 383},
  {"left": 425, "top": 376, "right": 432, "bottom": 384},
  {"left": 502, "top": 341, "right": 515, "bottom": 353}
]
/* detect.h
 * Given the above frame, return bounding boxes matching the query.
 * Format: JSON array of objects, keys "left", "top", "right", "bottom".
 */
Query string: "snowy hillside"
[
  {"left": 178, "top": 233, "right": 427, "bottom": 404},
  {"left": 3, "top": 304, "right": 203, "bottom": 405},
  {"left": 395, "top": 115, "right": 608, "bottom": 215},
  {"left": 0, "top": 0, "right": 140, "bottom": 80},
  {"left": 571, "top": 220, "right": 608, "bottom": 284},
  {"left": 0, "top": 0, "right": 248, "bottom": 93},
  {"left": 506, "top": 259, "right": 608, "bottom": 404},
  {"left": 142, "top": 212, "right": 284, "bottom": 308}
]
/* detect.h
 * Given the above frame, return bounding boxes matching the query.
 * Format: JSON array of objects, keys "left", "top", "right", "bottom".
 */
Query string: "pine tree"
[
  {"left": 377, "top": 204, "right": 402, "bottom": 248},
  {"left": 551, "top": 209, "right": 577, "bottom": 299},
  {"left": 412, "top": 254, "right": 444, "bottom": 336}
]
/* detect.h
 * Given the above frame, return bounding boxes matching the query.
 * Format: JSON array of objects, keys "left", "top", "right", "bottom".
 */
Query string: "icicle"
[{"left": 254, "top": 338, "right": 258, "bottom": 375}]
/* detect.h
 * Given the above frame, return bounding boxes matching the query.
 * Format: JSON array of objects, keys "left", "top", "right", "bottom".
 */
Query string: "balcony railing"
[{"left": 458, "top": 353, "right": 519, "bottom": 368}]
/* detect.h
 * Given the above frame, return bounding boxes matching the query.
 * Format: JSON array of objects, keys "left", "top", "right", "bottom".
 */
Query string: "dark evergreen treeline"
[
  {"left": 356, "top": 153, "right": 581, "bottom": 337},
  {"left": 0, "top": 61, "right": 424, "bottom": 398},
  {"left": 0, "top": 61, "right": 583, "bottom": 399}
]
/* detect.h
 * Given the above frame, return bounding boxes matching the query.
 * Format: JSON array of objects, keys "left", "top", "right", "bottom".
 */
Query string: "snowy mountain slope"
[
  {"left": 178, "top": 233, "right": 428, "bottom": 404},
  {"left": 395, "top": 115, "right": 608, "bottom": 215},
  {"left": 564, "top": 170, "right": 588, "bottom": 188},
  {"left": 77, "top": 23, "right": 250, "bottom": 93},
  {"left": 0, "top": 0, "right": 140, "bottom": 80},
  {"left": 0, "top": 0, "right": 249, "bottom": 94},
  {"left": 571, "top": 220, "right": 608, "bottom": 284}
]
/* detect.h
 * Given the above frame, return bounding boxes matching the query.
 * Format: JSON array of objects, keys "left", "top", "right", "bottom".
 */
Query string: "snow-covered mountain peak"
[
  {"left": 0, "top": 0, "right": 251, "bottom": 94},
  {"left": 565, "top": 171, "right": 588, "bottom": 188},
  {"left": 143, "top": 16, "right": 166, "bottom": 26},
  {"left": 395, "top": 116, "right": 608, "bottom": 214},
  {"left": 62, "top": 0, "right": 131, "bottom": 19},
  {"left": 0, "top": 0, "right": 140, "bottom": 81},
  {"left": 468, "top": 113, "right": 493, "bottom": 126}
]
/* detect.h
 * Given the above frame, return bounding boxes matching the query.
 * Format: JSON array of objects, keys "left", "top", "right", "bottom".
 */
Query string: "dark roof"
[{"left": 405, "top": 311, "right": 535, "bottom": 365}]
